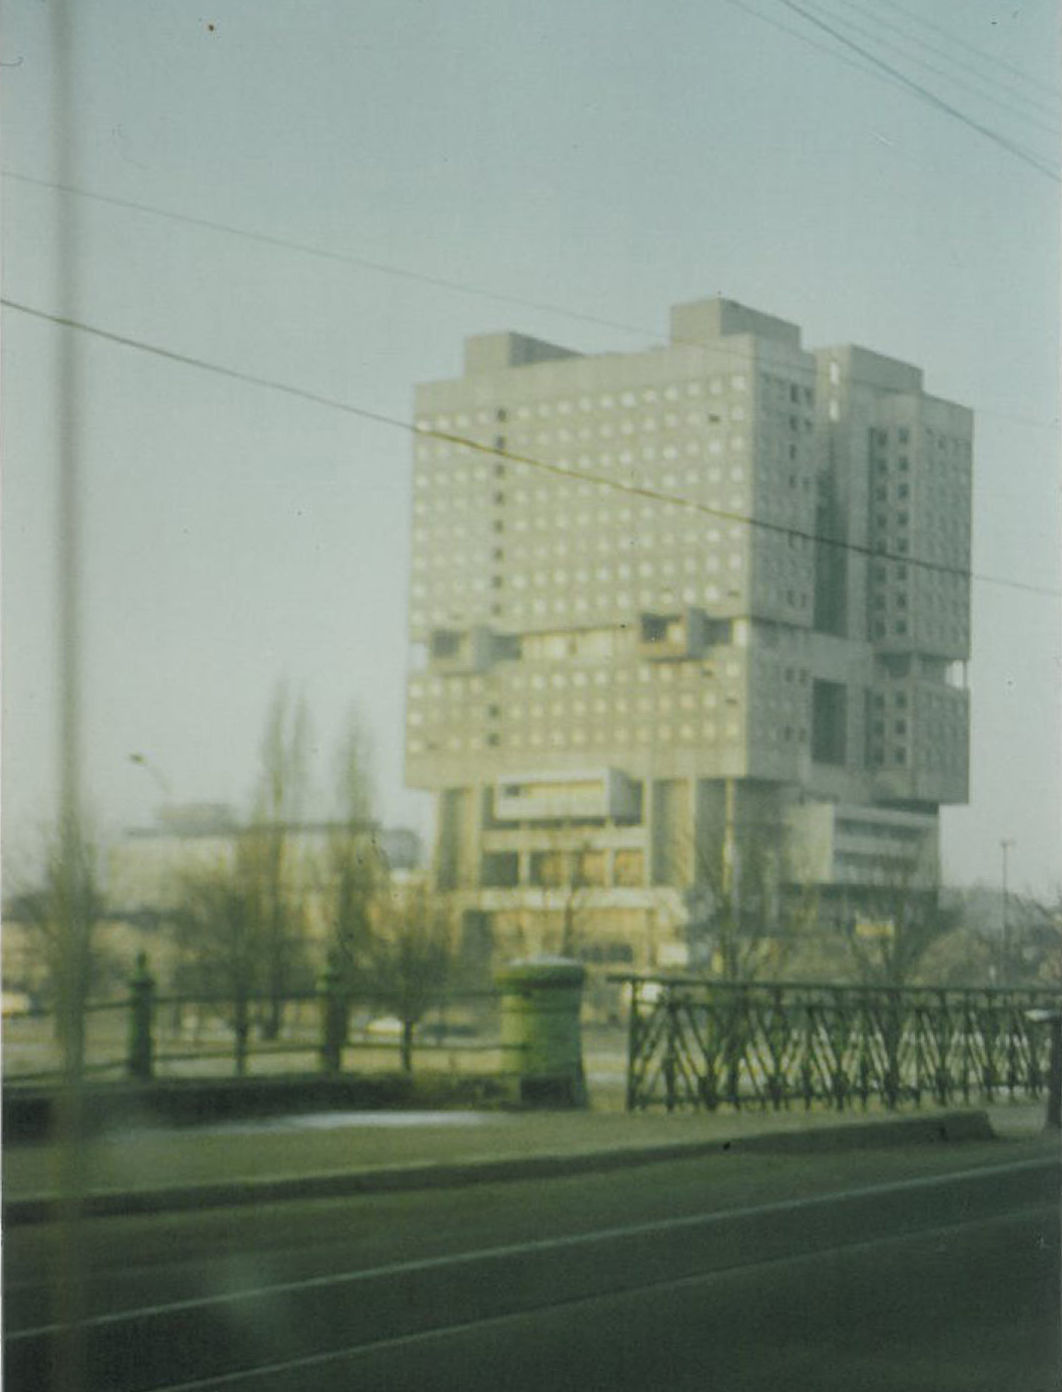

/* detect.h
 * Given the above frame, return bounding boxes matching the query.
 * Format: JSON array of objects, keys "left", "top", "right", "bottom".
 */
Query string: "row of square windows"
[
  {"left": 412, "top": 521, "right": 752, "bottom": 559},
  {"left": 495, "top": 409, "right": 814, "bottom": 443},
  {"left": 414, "top": 455, "right": 759, "bottom": 491},
  {"left": 409, "top": 689, "right": 746, "bottom": 722},
  {"left": 408, "top": 719, "right": 823, "bottom": 756},
  {"left": 869, "top": 572, "right": 968, "bottom": 595},
  {"left": 870, "top": 618, "right": 968, "bottom": 640},
  {"left": 408, "top": 721, "right": 748, "bottom": 755},
  {"left": 411, "top": 553, "right": 749, "bottom": 593},
  {"left": 866, "top": 746, "right": 910, "bottom": 769},
  {"left": 407, "top": 669, "right": 818, "bottom": 707},
  {"left": 415, "top": 423, "right": 815, "bottom": 470},
  {"left": 409, "top": 663, "right": 747, "bottom": 698},
  {"left": 412, "top": 514, "right": 813, "bottom": 552},
  {"left": 414, "top": 593, "right": 753, "bottom": 626},
  {"left": 410, "top": 707, "right": 811, "bottom": 741},
  {"left": 412, "top": 587, "right": 746, "bottom": 625},
  {"left": 418, "top": 377, "right": 752, "bottom": 432},
  {"left": 411, "top": 485, "right": 754, "bottom": 520},
  {"left": 410, "top": 663, "right": 951, "bottom": 705},
  {"left": 414, "top": 436, "right": 752, "bottom": 471},
  {"left": 413, "top": 474, "right": 811, "bottom": 511},
  {"left": 410, "top": 700, "right": 955, "bottom": 737},
  {"left": 411, "top": 539, "right": 811, "bottom": 570},
  {"left": 870, "top": 425, "right": 968, "bottom": 448},
  {"left": 411, "top": 505, "right": 816, "bottom": 548},
  {"left": 412, "top": 539, "right": 812, "bottom": 578},
  {"left": 421, "top": 374, "right": 820, "bottom": 430},
  {"left": 872, "top": 592, "right": 965, "bottom": 615}
]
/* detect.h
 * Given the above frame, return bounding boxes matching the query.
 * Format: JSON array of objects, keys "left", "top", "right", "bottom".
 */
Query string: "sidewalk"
[{"left": 5, "top": 1096, "right": 1050, "bottom": 1223}]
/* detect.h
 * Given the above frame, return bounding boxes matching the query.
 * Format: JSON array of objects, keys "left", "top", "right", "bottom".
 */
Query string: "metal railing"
[
  {"left": 614, "top": 976, "right": 1062, "bottom": 1113},
  {"left": 2, "top": 962, "right": 511, "bottom": 1084}
]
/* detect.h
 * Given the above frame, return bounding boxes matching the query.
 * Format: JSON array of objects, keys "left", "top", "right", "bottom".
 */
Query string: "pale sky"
[{"left": 2, "top": 0, "right": 1059, "bottom": 894}]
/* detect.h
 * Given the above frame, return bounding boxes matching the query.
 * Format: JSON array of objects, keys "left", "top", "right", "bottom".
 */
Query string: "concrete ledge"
[
  {"left": 3, "top": 1073, "right": 518, "bottom": 1143},
  {"left": 733, "top": 1109, "right": 996, "bottom": 1153},
  {"left": 3, "top": 1109, "right": 997, "bottom": 1226}
]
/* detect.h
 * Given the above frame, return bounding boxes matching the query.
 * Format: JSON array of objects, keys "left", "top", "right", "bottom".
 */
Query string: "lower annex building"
[{"left": 404, "top": 298, "right": 972, "bottom": 974}]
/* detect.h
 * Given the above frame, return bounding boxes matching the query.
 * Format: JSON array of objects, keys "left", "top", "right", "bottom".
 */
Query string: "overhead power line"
[
  {"left": 4, "top": 297, "right": 1058, "bottom": 601},
  {"left": 3, "top": 170, "right": 1056, "bottom": 435},
  {"left": 770, "top": 0, "right": 1060, "bottom": 181},
  {"left": 2, "top": 169, "right": 652, "bottom": 343},
  {"left": 719, "top": 0, "right": 933, "bottom": 107},
  {"left": 799, "top": 0, "right": 1059, "bottom": 136},
  {"left": 881, "top": 0, "right": 1061, "bottom": 103},
  {"left": 820, "top": 0, "right": 1059, "bottom": 123}
]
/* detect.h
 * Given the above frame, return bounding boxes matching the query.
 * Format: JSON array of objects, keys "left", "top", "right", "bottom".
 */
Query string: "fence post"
[
  {"left": 663, "top": 988, "right": 678, "bottom": 1113},
  {"left": 1047, "top": 1016, "right": 1062, "bottom": 1130},
  {"left": 319, "top": 953, "right": 348, "bottom": 1076},
  {"left": 883, "top": 988, "right": 901, "bottom": 1109},
  {"left": 625, "top": 979, "right": 641, "bottom": 1113},
  {"left": 1026, "top": 1009, "right": 1062, "bottom": 1130},
  {"left": 127, "top": 951, "right": 156, "bottom": 1081}
]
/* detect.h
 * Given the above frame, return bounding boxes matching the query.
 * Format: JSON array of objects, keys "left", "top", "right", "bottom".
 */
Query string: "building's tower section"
[{"left": 800, "top": 345, "right": 973, "bottom": 913}]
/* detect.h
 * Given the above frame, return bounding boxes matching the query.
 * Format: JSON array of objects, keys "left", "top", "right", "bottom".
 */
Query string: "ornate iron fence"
[{"left": 614, "top": 976, "right": 1062, "bottom": 1113}]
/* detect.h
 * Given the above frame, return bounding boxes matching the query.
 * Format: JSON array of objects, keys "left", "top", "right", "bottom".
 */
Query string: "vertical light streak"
[{"left": 51, "top": 1, "right": 88, "bottom": 1388}]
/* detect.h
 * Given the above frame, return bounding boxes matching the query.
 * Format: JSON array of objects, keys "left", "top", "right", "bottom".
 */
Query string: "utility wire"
[
  {"left": 4, "top": 297, "right": 1058, "bottom": 601},
  {"left": 770, "top": 0, "right": 1060, "bottom": 180},
  {"left": 881, "top": 0, "right": 1061, "bottom": 102},
  {"left": 818, "top": 0, "right": 1060, "bottom": 123},
  {"left": 1, "top": 170, "right": 654, "bottom": 344},
  {"left": 4, "top": 170, "right": 1057, "bottom": 435},
  {"left": 719, "top": 0, "right": 957, "bottom": 127},
  {"left": 799, "top": 0, "right": 1059, "bottom": 136}
]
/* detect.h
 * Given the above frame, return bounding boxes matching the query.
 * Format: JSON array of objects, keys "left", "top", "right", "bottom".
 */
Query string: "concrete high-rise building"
[{"left": 404, "top": 299, "right": 971, "bottom": 972}]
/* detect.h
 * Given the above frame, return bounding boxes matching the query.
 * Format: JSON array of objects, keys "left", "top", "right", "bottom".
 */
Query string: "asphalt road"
[{"left": 6, "top": 1138, "right": 1059, "bottom": 1391}]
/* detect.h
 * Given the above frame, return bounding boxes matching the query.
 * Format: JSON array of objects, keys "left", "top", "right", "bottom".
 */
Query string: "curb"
[{"left": 2, "top": 1109, "right": 997, "bottom": 1225}]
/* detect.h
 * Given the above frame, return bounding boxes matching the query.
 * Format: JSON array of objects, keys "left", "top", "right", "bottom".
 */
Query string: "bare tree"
[
  {"left": 325, "top": 708, "right": 380, "bottom": 992},
  {"left": 172, "top": 847, "right": 266, "bottom": 1074},
  {"left": 368, "top": 883, "right": 453, "bottom": 1073},
  {"left": 7, "top": 826, "right": 114, "bottom": 1042},
  {"left": 843, "top": 861, "right": 959, "bottom": 988},
  {"left": 687, "top": 819, "right": 816, "bottom": 981},
  {"left": 1010, "top": 887, "right": 1062, "bottom": 987}
]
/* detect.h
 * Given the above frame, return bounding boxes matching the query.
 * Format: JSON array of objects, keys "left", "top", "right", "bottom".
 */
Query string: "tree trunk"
[{"left": 401, "top": 1019, "right": 415, "bottom": 1074}]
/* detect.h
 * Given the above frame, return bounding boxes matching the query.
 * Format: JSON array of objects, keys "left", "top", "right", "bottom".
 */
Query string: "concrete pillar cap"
[{"left": 496, "top": 955, "right": 586, "bottom": 989}]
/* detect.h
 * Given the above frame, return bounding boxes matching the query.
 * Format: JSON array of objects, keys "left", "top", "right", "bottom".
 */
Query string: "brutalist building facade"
[{"left": 405, "top": 298, "right": 971, "bottom": 973}]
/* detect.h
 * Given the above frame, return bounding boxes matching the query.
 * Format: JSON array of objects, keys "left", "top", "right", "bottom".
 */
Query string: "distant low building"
[{"left": 107, "top": 808, "right": 424, "bottom": 920}]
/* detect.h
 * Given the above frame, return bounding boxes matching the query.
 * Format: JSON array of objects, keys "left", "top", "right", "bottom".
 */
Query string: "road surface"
[{"left": 6, "top": 1136, "right": 1058, "bottom": 1390}]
